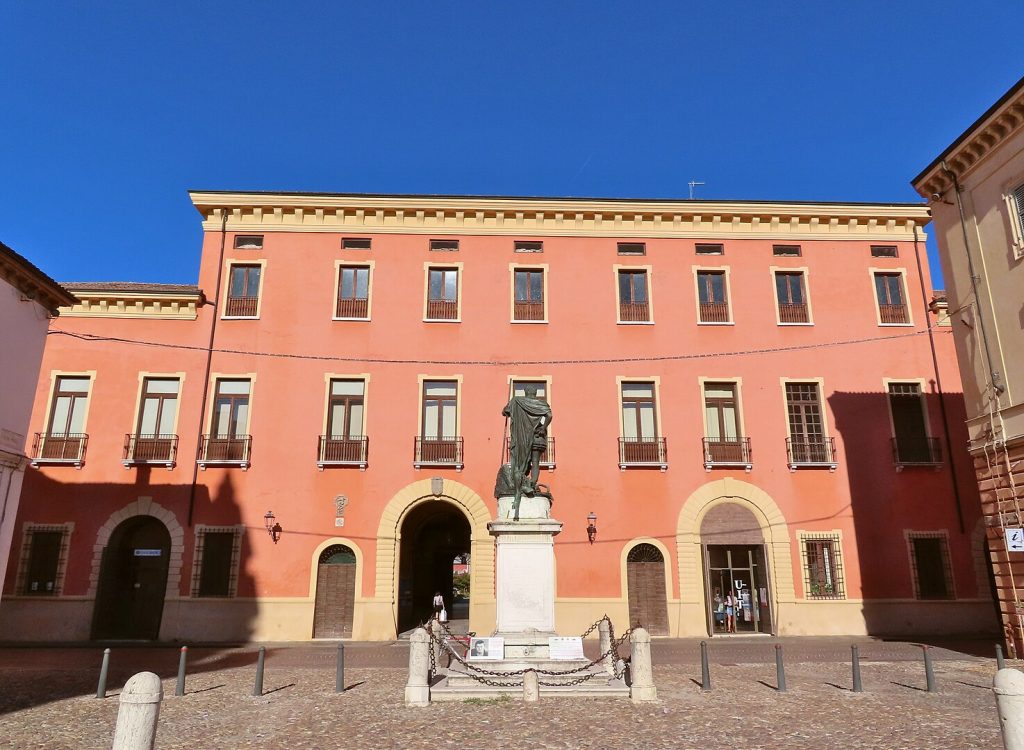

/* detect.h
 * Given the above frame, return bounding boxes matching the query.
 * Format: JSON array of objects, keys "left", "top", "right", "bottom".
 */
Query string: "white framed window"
[
  {"left": 1006, "top": 182, "right": 1024, "bottom": 258},
  {"left": 334, "top": 261, "right": 373, "bottom": 320},
  {"left": 222, "top": 259, "right": 266, "bottom": 319}
]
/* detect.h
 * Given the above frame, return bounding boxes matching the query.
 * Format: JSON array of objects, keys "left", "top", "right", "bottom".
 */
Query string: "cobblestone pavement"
[{"left": 0, "top": 640, "right": 1009, "bottom": 749}]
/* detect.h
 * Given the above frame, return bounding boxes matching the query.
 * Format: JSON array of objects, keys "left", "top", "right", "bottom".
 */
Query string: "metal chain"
[{"left": 421, "top": 614, "right": 630, "bottom": 684}]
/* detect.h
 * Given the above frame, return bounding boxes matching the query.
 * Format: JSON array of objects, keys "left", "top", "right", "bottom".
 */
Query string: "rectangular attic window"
[
  {"left": 430, "top": 239, "right": 460, "bottom": 252},
  {"left": 342, "top": 237, "right": 372, "bottom": 250},
  {"left": 233, "top": 235, "right": 263, "bottom": 249},
  {"left": 514, "top": 241, "right": 544, "bottom": 253},
  {"left": 617, "top": 243, "right": 646, "bottom": 256},
  {"left": 773, "top": 245, "right": 801, "bottom": 257}
]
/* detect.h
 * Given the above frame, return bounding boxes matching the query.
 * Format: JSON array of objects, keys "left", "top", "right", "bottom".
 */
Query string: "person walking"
[{"left": 432, "top": 591, "right": 444, "bottom": 621}]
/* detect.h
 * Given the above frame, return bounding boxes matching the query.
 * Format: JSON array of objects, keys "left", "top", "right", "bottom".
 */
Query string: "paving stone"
[{"left": 0, "top": 641, "right": 1007, "bottom": 749}]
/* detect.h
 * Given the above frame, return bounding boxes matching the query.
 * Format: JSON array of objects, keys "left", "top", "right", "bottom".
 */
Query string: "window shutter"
[{"left": 1013, "top": 183, "right": 1024, "bottom": 235}]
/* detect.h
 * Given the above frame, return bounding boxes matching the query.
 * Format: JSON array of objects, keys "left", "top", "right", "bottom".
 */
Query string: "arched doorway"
[
  {"left": 700, "top": 503, "right": 773, "bottom": 635},
  {"left": 92, "top": 516, "right": 171, "bottom": 640},
  {"left": 397, "top": 500, "right": 471, "bottom": 632},
  {"left": 626, "top": 543, "right": 669, "bottom": 635},
  {"left": 313, "top": 545, "right": 357, "bottom": 638}
]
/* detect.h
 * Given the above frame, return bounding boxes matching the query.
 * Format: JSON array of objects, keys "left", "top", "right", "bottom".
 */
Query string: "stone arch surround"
[
  {"left": 87, "top": 497, "right": 185, "bottom": 597},
  {"left": 675, "top": 478, "right": 795, "bottom": 630},
  {"left": 374, "top": 478, "right": 495, "bottom": 637}
]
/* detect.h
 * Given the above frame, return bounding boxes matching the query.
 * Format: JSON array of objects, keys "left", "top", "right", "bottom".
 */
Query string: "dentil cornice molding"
[{"left": 190, "top": 192, "right": 930, "bottom": 242}]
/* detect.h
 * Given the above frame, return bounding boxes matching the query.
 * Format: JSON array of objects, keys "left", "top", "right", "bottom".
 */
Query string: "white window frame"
[
  {"left": 333, "top": 260, "right": 375, "bottom": 321},
  {"left": 221, "top": 258, "right": 267, "bottom": 320},
  {"left": 692, "top": 265, "right": 734, "bottom": 325},
  {"left": 613, "top": 264, "right": 655, "bottom": 325},
  {"left": 869, "top": 267, "right": 914, "bottom": 327},
  {"left": 770, "top": 266, "right": 814, "bottom": 326}
]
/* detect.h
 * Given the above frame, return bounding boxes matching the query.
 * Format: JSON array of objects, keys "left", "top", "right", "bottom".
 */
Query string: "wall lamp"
[
  {"left": 586, "top": 512, "right": 597, "bottom": 544},
  {"left": 264, "top": 510, "right": 282, "bottom": 544}
]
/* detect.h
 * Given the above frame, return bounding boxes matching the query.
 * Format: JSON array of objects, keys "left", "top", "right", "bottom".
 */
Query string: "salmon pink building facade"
[{"left": 0, "top": 192, "right": 997, "bottom": 642}]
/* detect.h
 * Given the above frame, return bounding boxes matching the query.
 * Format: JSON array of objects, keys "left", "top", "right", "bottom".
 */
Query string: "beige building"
[
  {"left": 913, "top": 74, "right": 1024, "bottom": 653},
  {"left": 0, "top": 242, "right": 76, "bottom": 604}
]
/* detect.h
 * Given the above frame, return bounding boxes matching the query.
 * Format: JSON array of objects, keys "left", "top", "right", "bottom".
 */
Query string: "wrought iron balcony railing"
[
  {"left": 425, "top": 299, "right": 458, "bottom": 320},
  {"left": 513, "top": 300, "right": 545, "bottom": 321},
  {"left": 123, "top": 434, "right": 178, "bottom": 467},
  {"left": 878, "top": 303, "right": 909, "bottom": 324},
  {"left": 335, "top": 297, "right": 369, "bottom": 319},
  {"left": 699, "top": 301, "right": 730, "bottom": 323},
  {"left": 702, "top": 437, "right": 752, "bottom": 471},
  {"left": 618, "top": 302, "right": 650, "bottom": 322},
  {"left": 197, "top": 434, "right": 252, "bottom": 469},
  {"left": 414, "top": 436, "right": 464, "bottom": 469},
  {"left": 224, "top": 295, "right": 259, "bottom": 317},
  {"left": 892, "top": 436, "right": 942, "bottom": 469},
  {"left": 318, "top": 435, "right": 369, "bottom": 469},
  {"left": 31, "top": 433, "right": 88, "bottom": 468},
  {"left": 786, "top": 437, "right": 837, "bottom": 471},
  {"left": 778, "top": 302, "right": 809, "bottom": 323},
  {"left": 502, "top": 435, "right": 556, "bottom": 469},
  {"left": 618, "top": 437, "right": 667, "bottom": 470}
]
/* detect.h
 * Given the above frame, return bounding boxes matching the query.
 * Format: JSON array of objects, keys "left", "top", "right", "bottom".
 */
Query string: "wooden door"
[
  {"left": 313, "top": 545, "right": 357, "bottom": 638},
  {"left": 92, "top": 517, "right": 170, "bottom": 640},
  {"left": 626, "top": 543, "right": 669, "bottom": 636}
]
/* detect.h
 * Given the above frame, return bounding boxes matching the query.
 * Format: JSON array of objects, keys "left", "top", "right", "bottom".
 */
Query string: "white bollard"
[
  {"left": 111, "top": 672, "right": 162, "bottom": 750},
  {"left": 995, "top": 668, "right": 1024, "bottom": 749},
  {"left": 523, "top": 670, "right": 539, "bottom": 702},
  {"left": 629, "top": 627, "right": 657, "bottom": 703},
  {"left": 404, "top": 627, "right": 431, "bottom": 706},
  {"left": 599, "top": 619, "right": 614, "bottom": 676}
]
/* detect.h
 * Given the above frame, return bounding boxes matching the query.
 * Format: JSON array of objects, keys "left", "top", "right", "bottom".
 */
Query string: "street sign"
[{"left": 1006, "top": 528, "right": 1024, "bottom": 552}]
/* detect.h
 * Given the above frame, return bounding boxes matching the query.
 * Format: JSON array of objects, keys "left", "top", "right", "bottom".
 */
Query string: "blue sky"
[{"left": 1, "top": 2, "right": 1020, "bottom": 287}]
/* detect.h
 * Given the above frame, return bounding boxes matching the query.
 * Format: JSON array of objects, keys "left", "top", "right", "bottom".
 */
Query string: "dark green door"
[{"left": 92, "top": 517, "right": 171, "bottom": 640}]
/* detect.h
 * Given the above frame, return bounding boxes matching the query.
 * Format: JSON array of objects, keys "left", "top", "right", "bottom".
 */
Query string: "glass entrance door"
[{"left": 705, "top": 544, "right": 772, "bottom": 635}]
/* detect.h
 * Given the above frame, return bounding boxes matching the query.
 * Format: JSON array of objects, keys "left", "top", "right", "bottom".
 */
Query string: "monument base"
[{"left": 488, "top": 508, "right": 562, "bottom": 635}]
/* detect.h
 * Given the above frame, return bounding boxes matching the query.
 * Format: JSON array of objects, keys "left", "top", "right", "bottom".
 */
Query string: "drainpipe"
[
  {"left": 187, "top": 209, "right": 229, "bottom": 527},
  {"left": 942, "top": 161, "right": 1003, "bottom": 395},
  {"left": 913, "top": 225, "right": 965, "bottom": 533}
]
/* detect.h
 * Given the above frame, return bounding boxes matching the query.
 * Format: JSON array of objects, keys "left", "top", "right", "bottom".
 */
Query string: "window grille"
[
  {"left": 627, "top": 543, "right": 664, "bottom": 563},
  {"left": 800, "top": 533, "right": 845, "bottom": 599},
  {"left": 907, "top": 532, "right": 955, "bottom": 599},
  {"left": 191, "top": 526, "right": 243, "bottom": 597},
  {"left": 16, "top": 524, "right": 72, "bottom": 596}
]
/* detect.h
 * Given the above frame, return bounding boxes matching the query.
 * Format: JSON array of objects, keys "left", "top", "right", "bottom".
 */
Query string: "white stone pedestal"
[{"left": 488, "top": 497, "right": 562, "bottom": 657}]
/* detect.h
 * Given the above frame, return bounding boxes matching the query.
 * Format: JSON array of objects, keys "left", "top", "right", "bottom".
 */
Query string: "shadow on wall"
[
  {"left": 828, "top": 388, "right": 997, "bottom": 638},
  {"left": 0, "top": 465, "right": 259, "bottom": 712}
]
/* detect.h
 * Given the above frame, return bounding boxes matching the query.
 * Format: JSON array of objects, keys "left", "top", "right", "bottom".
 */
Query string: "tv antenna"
[{"left": 688, "top": 180, "right": 705, "bottom": 200}]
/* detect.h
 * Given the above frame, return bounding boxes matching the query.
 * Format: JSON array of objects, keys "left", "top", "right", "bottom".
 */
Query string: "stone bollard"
[
  {"left": 629, "top": 627, "right": 657, "bottom": 703},
  {"left": 428, "top": 620, "right": 443, "bottom": 676},
  {"left": 523, "top": 670, "right": 539, "bottom": 702},
  {"left": 111, "top": 672, "right": 162, "bottom": 750},
  {"left": 598, "top": 619, "right": 614, "bottom": 676},
  {"left": 995, "top": 669, "right": 1024, "bottom": 750},
  {"left": 404, "top": 627, "right": 431, "bottom": 706}
]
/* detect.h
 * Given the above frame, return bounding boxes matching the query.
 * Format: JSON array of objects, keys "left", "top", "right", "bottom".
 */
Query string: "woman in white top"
[{"left": 432, "top": 591, "right": 444, "bottom": 621}]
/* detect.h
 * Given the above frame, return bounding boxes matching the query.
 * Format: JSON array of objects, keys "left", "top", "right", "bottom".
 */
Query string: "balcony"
[
  {"left": 778, "top": 302, "right": 809, "bottom": 324},
  {"left": 702, "top": 437, "right": 752, "bottom": 471},
  {"left": 618, "top": 437, "right": 667, "bottom": 470},
  {"left": 30, "top": 433, "right": 87, "bottom": 468},
  {"left": 699, "top": 301, "right": 730, "bottom": 323},
  {"left": 426, "top": 299, "right": 458, "bottom": 321},
  {"left": 318, "top": 435, "right": 369, "bottom": 470},
  {"left": 892, "top": 437, "right": 942, "bottom": 470},
  {"left": 123, "top": 434, "right": 178, "bottom": 468},
  {"left": 513, "top": 300, "right": 545, "bottom": 322},
  {"left": 618, "top": 302, "right": 650, "bottom": 322},
  {"left": 502, "top": 435, "right": 556, "bottom": 470},
  {"left": 335, "top": 297, "right": 369, "bottom": 319},
  {"left": 878, "top": 303, "right": 909, "bottom": 324},
  {"left": 224, "top": 295, "right": 259, "bottom": 317},
  {"left": 786, "top": 437, "right": 837, "bottom": 471},
  {"left": 197, "top": 434, "right": 252, "bottom": 470},
  {"left": 414, "top": 436, "right": 464, "bottom": 470}
]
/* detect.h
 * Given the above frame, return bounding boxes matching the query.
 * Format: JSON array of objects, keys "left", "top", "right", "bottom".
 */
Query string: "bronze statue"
[{"left": 497, "top": 384, "right": 553, "bottom": 519}]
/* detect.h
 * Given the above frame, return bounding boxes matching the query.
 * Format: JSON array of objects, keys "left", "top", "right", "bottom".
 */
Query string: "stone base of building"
[{"left": 0, "top": 595, "right": 997, "bottom": 643}]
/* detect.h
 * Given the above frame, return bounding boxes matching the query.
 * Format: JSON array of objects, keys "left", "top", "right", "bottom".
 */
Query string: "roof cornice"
[
  {"left": 189, "top": 192, "right": 930, "bottom": 242},
  {"left": 0, "top": 243, "right": 77, "bottom": 315},
  {"left": 60, "top": 288, "right": 204, "bottom": 320},
  {"left": 912, "top": 76, "right": 1024, "bottom": 197}
]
